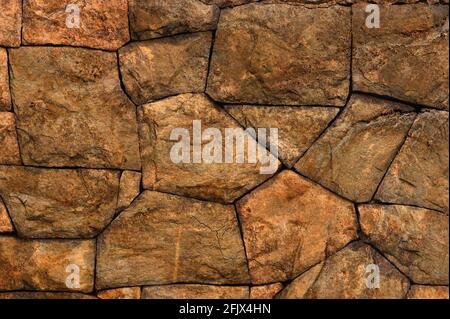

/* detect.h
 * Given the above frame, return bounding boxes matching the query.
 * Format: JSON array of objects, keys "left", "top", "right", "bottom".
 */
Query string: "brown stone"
[
  {"left": 295, "top": 94, "right": 416, "bottom": 202},
  {"left": 119, "top": 32, "right": 212, "bottom": 105},
  {"left": 236, "top": 170, "right": 357, "bottom": 284},
  {"left": 0, "top": 197, "right": 13, "bottom": 233},
  {"left": 142, "top": 285, "right": 249, "bottom": 299},
  {"left": 203, "top": 0, "right": 258, "bottom": 7},
  {"left": 0, "top": 236, "right": 95, "bottom": 292},
  {"left": 375, "top": 110, "right": 449, "bottom": 213},
  {"left": 0, "top": 292, "right": 96, "bottom": 299},
  {"left": 353, "top": 4, "right": 449, "bottom": 109},
  {"left": 206, "top": 4, "right": 351, "bottom": 106},
  {"left": 117, "top": 171, "right": 141, "bottom": 210},
  {"left": 129, "top": 0, "right": 219, "bottom": 40},
  {"left": 0, "top": 166, "right": 120, "bottom": 238},
  {"left": 250, "top": 283, "right": 284, "bottom": 299},
  {"left": 0, "top": 112, "right": 21, "bottom": 165},
  {"left": 22, "top": 0, "right": 129, "bottom": 51},
  {"left": 0, "top": 0, "right": 21, "bottom": 47},
  {"left": 278, "top": 242, "right": 410, "bottom": 299},
  {"left": 407, "top": 285, "right": 449, "bottom": 299},
  {"left": 97, "top": 287, "right": 141, "bottom": 299},
  {"left": 359, "top": 204, "right": 449, "bottom": 285},
  {"left": 138, "top": 93, "right": 279, "bottom": 203},
  {"left": 225, "top": 105, "right": 339, "bottom": 167},
  {"left": 0, "top": 48, "right": 11, "bottom": 111},
  {"left": 9, "top": 46, "right": 141, "bottom": 170},
  {"left": 96, "top": 191, "right": 249, "bottom": 289}
]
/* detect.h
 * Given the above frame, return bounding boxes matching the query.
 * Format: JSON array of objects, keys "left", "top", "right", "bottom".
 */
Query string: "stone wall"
[{"left": 0, "top": 0, "right": 448, "bottom": 299}]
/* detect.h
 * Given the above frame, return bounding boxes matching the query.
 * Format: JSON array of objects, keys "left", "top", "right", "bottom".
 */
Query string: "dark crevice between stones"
[
  {"left": 233, "top": 201, "right": 252, "bottom": 284},
  {"left": 0, "top": 194, "right": 17, "bottom": 235}
]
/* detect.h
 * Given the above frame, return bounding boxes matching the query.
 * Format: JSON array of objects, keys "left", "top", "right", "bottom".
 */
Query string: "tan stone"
[
  {"left": 0, "top": 49, "right": 11, "bottom": 111},
  {"left": 236, "top": 170, "right": 358, "bottom": 284},
  {"left": 0, "top": 166, "right": 120, "bottom": 238},
  {"left": 142, "top": 285, "right": 249, "bottom": 299},
  {"left": 23, "top": 0, "right": 129, "bottom": 51},
  {"left": 353, "top": 4, "right": 449, "bottom": 109},
  {"left": 0, "top": 236, "right": 95, "bottom": 292},
  {"left": 0, "top": 112, "right": 21, "bottom": 165},
  {"left": 0, "top": 0, "right": 22, "bottom": 47},
  {"left": 375, "top": 110, "right": 449, "bottom": 213},
  {"left": 407, "top": 285, "right": 449, "bottom": 299},
  {"left": 250, "top": 283, "right": 284, "bottom": 299},
  {"left": 278, "top": 242, "right": 410, "bottom": 299},
  {"left": 129, "top": 0, "right": 219, "bottom": 40},
  {"left": 0, "top": 197, "right": 13, "bottom": 233},
  {"left": 118, "top": 171, "right": 141, "bottom": 210},
  {"left": 359, "top": 204, "right": 449, "bottom": 285},
  {"left": 203, "top": 0, "right": 258, "bottom": 7},
  {"left": 9, "top": 46, "right": 141, "bottom": 170},
  {"left": 226, "top": 105, "right": 339, "bottom": 167},
  {"left": 0, "top": 292, "right": 96, "bottom": 299},
  {"left": 138, "top": 93, "right": 279, "bottom": 203},
  {"left": 206, "top": 4, "right": 351, "bottom": 106},
  {"left": 295, "top": 94, "right": 416, "bottom": 202},
  {"left": 98, "top": 287, "right": 141, "bottom": 299},
  {"left": 119, "top": 32, "right": 212, "bottom": 105},
  {"left": 96, "top": 191, "right": 249, "bottom": 289}
]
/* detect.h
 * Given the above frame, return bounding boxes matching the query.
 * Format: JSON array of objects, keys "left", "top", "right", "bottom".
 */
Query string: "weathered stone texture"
[
  {"left": 0, "top": 197, "right": 13, "bottom": 233},
  {"left": 142, "top": 285, "right": 249, "bottom": 299},
  {"left": 0, "top": 292, "right": 96, "bottom": 299},
  {"left": 0, "top": 0, "right": 22, "bottom": 47},
  {"left": 206, "top": 4, "right": 351, "bottom": 106},
  {"left": 353, "top": 4, "right": 449, "bottom": 109},
  {"left": 250, "top": 283, "right": 284, "bottom": 299},
  {"left": 0, "top": 49, "right": 11, "bottom": 111},
  {"left": 359, "top": 204, "right": 449, "bottom": 285},
  {"left": 96, "top": 191, "right": 249, "bottom": 289},
  {"left": 9, "top": 46, "right": 141, "bottom": 170},
  {"left": 0, "top": 237, "right": 95, "bottom": 292},
  {"left": 295, "top": 94, "right": 416, "bottom": 202},
  {"left": 117, "top": 171, "right": 141, "bottom": 210},
  {"left": 0, "top": 166, "right": 120, "bottom": 238},
  {"left": 407, "top": 285, "right": 449, "bottom": 299},
  {"left": 0, "top": 112, "right": 21, "bottom": 165},
  {"left": 119, "top": 32, "right": 212, "bottom": 105},
  {"left": 97, "top": 287, "right": 141, "bottom": 299},
  {"left": 203, "top": 0, "right": 258, "bottom": 7},
  {"left": 23, "top": 0, "right": 130, "bottom": 51}
]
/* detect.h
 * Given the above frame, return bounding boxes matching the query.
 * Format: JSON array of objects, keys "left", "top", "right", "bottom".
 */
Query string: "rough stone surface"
[
  {"left": 9, "top": 46, "right": 141, "bottom": 170},
  {"left": 278, "top": 242, "right": 410, "bottom": 299},
  {"left": 0, "top": 112, "right": 21, "bottom": 165},
  {"left": 0, "top": 49, "right": 11, "bottom": 111},
  {"left": 0, "top": 236, "right": 95, "bottom": 292},
  {"left": 96, "top": 191, "right": 249, "bottom": 289},
  {"left": 142, "top": 285, "right": 249, "bottom": 299},
  {"left": 203, "top": 0, "right": 258, "bottom": 7},
  {"left": 129, "top": 0, "right": 219, "bottom": 40},
  {"left": 22, "top": 0, "right": 130, "bottom": 51},
  {"left": 0, "top": 0, "right": 21, "bottom": 47},
  {"left": 225, "top": 105, "right": 339, "bottom": 167},
  {"left": 376, "top": 110, "right": 449, "bottom": 213},
  {"left": 138, "top": 93, "right": 279, "bottom": 203},
  {"left": 206, "top": 4, "right": 351, "bottom": 106},
  {"left": 250, "top": 283, "right": 284, "bottom": 299},
  {"left": 119, "top": 32, "right": 212, "bottom": 105},
  {"left": 237, "top": 170, "right": 358, "bottom": 284},
  {"left": 0, "top": 292, "right": 96, "bottom": 299},
  {"left": 407, "top": 285, "right": 449, "bottom": 299},
  {"left": 0, "top": 197, "right": 13, "bottom": 233},
  {"left": 0, "top": 166, "right": 120, "bottom": 238},
  {"left": 117, "top": 171, "right": 141, "bottom": 210},
  {"left": 97, "top": 287, "right": 141, "bottom": 299},
  {"left": 359, "top": 204, "right": 449, "bottom": 285},
  {"left": 295, "top": 94, "right": 416, "bottom": 202},
  {"left": 353, "top": 4, "right": 449, "bottom": 109}
]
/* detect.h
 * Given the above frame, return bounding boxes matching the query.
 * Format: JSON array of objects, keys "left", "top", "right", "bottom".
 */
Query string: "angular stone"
[
  {"left": 226, "top": 105, "right": 339, "bottom": 167},
  {"left": 375, "top": 111, "right": 449, "bottom": 213},
  {"left": 97, "top": 287, "right": 141, "bottom": 299},
  {"left": 353, "top": 4, "right": 449, "bottom": 109},
  {"left": 142, "top": 285, "right": 249, "bottom": 299},
  {"left": 22, "top": 0, "right": 130, "bottom": 51},
  {"left": 0, "top": 292, "right": 96, "bottom": 299},
  {"left": 117, "top": 171, "right": 141, "bottom": 210},
  {"left": 407, "top": 285, "right": 449, "bottom": 299},
  {"left": 138, "top": 93, "right": 279, "bottom": 203},
  {"left": 119, "top": 32, "right": 212, "bottom": 105},
  {"left": 0, "top": 112, "right": 21, "bottom": 165},
  {"left": 250, "top": 283, "right": 284, "bottom": 299},
  {"left": 278, "top": 242, "right": 410, "bottom": 299},
  {"left": 359, "top": 204, "right": 449, "bottom": 285},
  {"left": 0, "top": 197, "right": 13, "bottom": 233},
  {"left": 0, "top": 166, "right": 120, "bottom": 238},
  {"left": 96, "top": 191, "right": 249, "bottom": 289},
  {"left": 0, "top": 49, "right": 11, "bottom": 111},
  {"left": 295, "top": 94, "right": 416, "bottom": 202},
  {"left": 236, "top": 170, "right": 358, "bottom": 284},
  {"left": 129, "top": 0, "right": 219, "bottom": 40},
  {"left": 9, "top": 46, "right": 141, "bottom": 170},
  {"left": 206, "top": 4, "right": 351, "bottom": 106},
  {"left": 0, "top": 236, "right": 95, "bottom": 292},
  {"left": 0, "top": 0, "right": 21, "bottom": 47}
]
